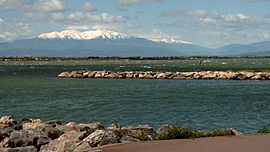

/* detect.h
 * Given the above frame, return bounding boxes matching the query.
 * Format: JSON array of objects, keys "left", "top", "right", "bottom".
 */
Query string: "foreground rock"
[
  {"left": 0, "top": 116, "right": 243, "bottom": 152},
  {"left": 58, "top": 70, "right": 270, "bottom": 80}
]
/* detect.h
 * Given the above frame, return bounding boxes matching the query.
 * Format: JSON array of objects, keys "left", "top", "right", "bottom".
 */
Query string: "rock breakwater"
[
  {"left": 58, "top": 70, "right": 270, "bottom": 80},
  {"left": 0, "top": 116, "right": 242, "bottom": 152}
]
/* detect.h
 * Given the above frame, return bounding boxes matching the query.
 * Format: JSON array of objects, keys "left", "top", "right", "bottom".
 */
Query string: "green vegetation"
[
  {"left": 135, "top": 131, "right": 150, "bottom": 141},
  {"left": 157, "top": 125, "right": 233, "bottom": 140},
  {"left": 257, "top": 126, "right": 270, "bottom": 134}
]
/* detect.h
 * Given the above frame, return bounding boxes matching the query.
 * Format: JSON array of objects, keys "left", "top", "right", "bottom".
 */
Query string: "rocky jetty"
[
  {"left": 57, "top": 70, "right": 270, "bottom": 80},
  {"left": 0, "top": 116, "right": 242, "bottom": 152}
]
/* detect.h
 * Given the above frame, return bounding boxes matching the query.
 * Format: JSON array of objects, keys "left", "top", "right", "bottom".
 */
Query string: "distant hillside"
[
  {"left": 217, "top": 41, "right": 270, "bottom": 56},
  {"left": 0, "top": 29, "right": 270, "bottom": 57}
]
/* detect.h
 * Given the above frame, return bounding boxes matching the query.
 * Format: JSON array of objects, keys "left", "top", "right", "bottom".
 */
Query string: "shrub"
[
  {"left": 157, "top": 125, "right": 233, "bottom": 140},
  {"left": 257, "top": 126, "right": 270, "bottom": 134}
]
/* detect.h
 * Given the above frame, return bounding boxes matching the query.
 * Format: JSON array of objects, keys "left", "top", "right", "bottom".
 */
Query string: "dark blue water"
[{"left": 0, "top": 59, "right": 270, "bottom": 134}]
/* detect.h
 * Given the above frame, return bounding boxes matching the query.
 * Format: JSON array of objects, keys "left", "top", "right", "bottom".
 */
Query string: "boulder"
[
  {"left": 0, "top": 124, "right": 11, "bottom": 130},
  {"left": 0, "top": 116, "right": 16, "bottom": 126},
  {"left": 122, "top": 125, "right": 157, "bottom": 140},
  {"left": 36, "top": 125, "right": 64, "bottom": 140},
  {"left": 73, "top": 141, "right": 92, "bottom": 152},
  {"left": 0, "top": 127, "right": 15, "bottom": 138},
  {"left": 138, "top": 73, "right": 145, "bottom": 79},
  {"left": 125, "top": 72, "right": 134, "bottom": 79},
  {"left": 237, "top": 74, "right": 247, "bottom": 80},
  {"left": 22, "top": 123, "right": 47, "bottom": 130},
  {"left": 229, "top": 128, "right": 243, "bottom": 136},
  {"left": 120, "top": 135, "right": 140, "bottom": 143},
  {"left": 82, "top": 71, "right": 91, "bottom": 78},
  {"left": 40, "top": 131, "right": 85, "bottom": 152},
  {"left": 88, "top": 71, "right": 96, "bottom": 78},
  {"left": 202, "top": 74, "right": 215, "bottom": 79},
  {"left": 9, "top": 130, "right": 50, "bottom": 149},
  {"left": 241, "top": 72, "right": 254, "bottom": 79},
  {"left": 251, "top": 73, "right": 262, "bottom": 80},
  {"left": 0, "top": 137, "right": 11, "bottom": 148},
  {"left": 227, "top": 72, "right": 238, "bottom": 79},
  {"left": 74, "top": 122, "right": 104, "bottom": 131},
  {"left": 9, "top": 130, "right": 34, "bottom": 147},
  {"left": 13, "top": 119, "right": 32, "bottom": 130},
  {"left": 156, "top": 124, "right": 176, "bottom": 135},
  {"left": 83, "top": 130, "right": 120, "bottom": 147},
  {"left": 180, "top": 72, "right": 196, "bottom": 77},
  {"left": 73, "top": 73, "right": 83, "bottom": 78},
  {"left": 107, "top": 123, "right": 121, "bottom": 131},
  {"left": 0, "top": 146, "right": 37, "bottom": 152},
  {"left": 157, "top": 73, "right": 166, "bottom": 79},
  {"left": 57, "top": 72, "right": 69, "bottom": 78},
  {"left": 43, "top": 120, "right": 62, "bottom": 127},
  {"left": 193, "top": 73, "right": 202, "bottom": 79}
]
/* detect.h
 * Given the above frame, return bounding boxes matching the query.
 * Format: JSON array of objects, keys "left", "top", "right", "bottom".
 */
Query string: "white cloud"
[
  {"left": 135, "top": 28, "right": 182, "bottom": 41},
  {"left": 0, "top": 18, "right": 4, "bottom": 24},
  {"left": 184, "top": 10, "right": 219, "bottom": 19},
  {"left": 52, "top": 13, "right": 65, "bottom": 20},
  {"left": 84, "top": 2, "right": 96, "bottom": 11},
  {"left": 117, "top": 0, "right": 164, "bottom": 6},
  {"left": 0, "top": 21, "right": 34, "bottom": 41},
  {"left": 0, "top": 0, "right": 66, "bottom": 12},
  {"left": 163, "top": 10, "right": 263, "bottom": 31},
  {"left": 66, "top": 25, "right": 92, "bottom": 30},
  {"left": 52, "top": 12, "right": 126, "bottom": 23}
]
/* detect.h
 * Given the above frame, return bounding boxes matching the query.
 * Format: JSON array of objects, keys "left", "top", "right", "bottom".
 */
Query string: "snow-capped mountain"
[
  {"left": 151, "top": 38, "right": 192, "bottom": 45},
  {"left": 37, "top": 29, "right": 128, "bottom": 40},
  {"left": 0, "top": 29, "right": 219, "bottom": 57}
]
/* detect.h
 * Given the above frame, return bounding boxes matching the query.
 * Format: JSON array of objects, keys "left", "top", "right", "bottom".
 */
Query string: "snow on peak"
[
  {"left": 152, "top": 38, "right": 192, "bottom": 45},
  {"left": 37, "top": 29, "right": 128, "bottom": 40}
]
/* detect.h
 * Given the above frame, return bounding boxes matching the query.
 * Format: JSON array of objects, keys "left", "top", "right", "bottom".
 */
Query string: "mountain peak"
[
  {"left": 37, "top": 29, "right": 128, "bottom": 40},
  {"left": 152, "top": 38, "right": 192, "bottom": 45}
]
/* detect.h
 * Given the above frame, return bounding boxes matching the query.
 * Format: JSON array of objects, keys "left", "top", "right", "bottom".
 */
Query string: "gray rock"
[
  {"left": 121, "top": 125, "right": 157, "bottom": 141},
  {"left": 40, "top": 131, "right": 85, "bottom": 152},
  {"left": 120, "top": 136, "right": 140, "bottom": 143},
  {"left": 0, "top": 137, "right": 11, "bottom": 148},
  {"left": 13, "top": 119, "right": 32, "bottom": 130},
  {"left": 83, "top": 129, "right": 120, "bottom": 147},
  {"left": 73, "top": 142, "right": 92, "bottom": 152},
  {"left": 0, "top": 125, "right": 14, "bottom": 137},
  {"left": 0, "top": 146, "right": 37, "bottom": 152},
  {"left": 9, "top": 129, "right": 50, "bottom": 150},
  {"left": 156, "top": 124, "right": 176, "bottom": 135},
  {"left": 229, "top": 128, "right": 243, "bottom": 136},
  {"left": 43, "top": 120, "right": 62, "bottom": 127},
  {"left": 9, "top": 130, "right": 34, "bottom": 147},
  {"left": 0, "top": 116, "right": 17, "bottom": 127},
  {"left": 36, "top": 126, "right": 64, "bottom": 140}
]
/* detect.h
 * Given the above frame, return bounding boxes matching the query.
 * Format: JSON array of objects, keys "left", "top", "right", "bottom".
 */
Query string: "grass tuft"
[{"left": 257, "top": 126, "right": 270, "bottom": 134}]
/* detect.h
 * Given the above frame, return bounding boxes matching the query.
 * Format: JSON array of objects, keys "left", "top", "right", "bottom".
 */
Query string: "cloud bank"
[
  {"left": 117, "top": 0, "right": 164, "bottom": 6},
  {"left": 0, "top": 0, "right": 66, "bottom": 12}
]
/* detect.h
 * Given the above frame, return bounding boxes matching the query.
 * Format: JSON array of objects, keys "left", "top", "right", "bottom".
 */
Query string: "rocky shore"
[
  {"left": 0, "top": 116, "right": 242, "bottom": 152},
  {"left": 58, "top": 70, "right": 270, "bottom": 80}
]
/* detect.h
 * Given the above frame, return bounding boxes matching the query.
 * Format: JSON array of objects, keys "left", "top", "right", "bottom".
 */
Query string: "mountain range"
[{"left": 0, "top": 29, "right": 270, "bottom": 57}]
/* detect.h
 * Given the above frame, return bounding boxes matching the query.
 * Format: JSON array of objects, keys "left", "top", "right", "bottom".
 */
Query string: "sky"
[{"left": 0, "top": 0, "right": 270, "bottom": 48}]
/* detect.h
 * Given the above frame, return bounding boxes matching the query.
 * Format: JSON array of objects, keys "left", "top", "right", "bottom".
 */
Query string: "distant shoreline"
[{"left": 2, "top": 56, "right": 270, "bottom": 61}]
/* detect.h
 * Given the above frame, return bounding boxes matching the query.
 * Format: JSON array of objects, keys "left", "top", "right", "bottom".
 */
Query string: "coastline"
[
  {"left": 89, "top": 134, "right": 270, "bottom": 152},
  {"left": 58, "top": 70, "right": 270, "bottom": 80},
  {"left": 0, "top": 116, "right": 246, "bottom": 152}
]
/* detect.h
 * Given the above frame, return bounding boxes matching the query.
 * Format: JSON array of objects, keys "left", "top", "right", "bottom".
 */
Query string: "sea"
[{"left": 0, "top": 58, "right": 270, "bottom": 134}]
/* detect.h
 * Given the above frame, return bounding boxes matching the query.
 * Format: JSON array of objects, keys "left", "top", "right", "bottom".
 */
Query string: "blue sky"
[{"left": 0, "top": 0, "right": 270, "bottom": 48}]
